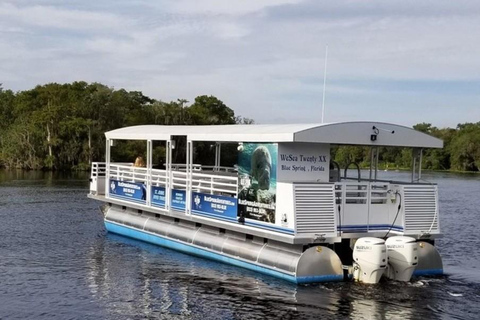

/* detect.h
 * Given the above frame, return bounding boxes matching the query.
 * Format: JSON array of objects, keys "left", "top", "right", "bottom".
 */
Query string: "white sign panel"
[{"left": 277, "top": 143, "right": 330, "bottom": 182}]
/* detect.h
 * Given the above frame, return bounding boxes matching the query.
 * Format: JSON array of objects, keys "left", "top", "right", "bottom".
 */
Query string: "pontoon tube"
[{"left": 104, "top": 206, "right": 344, "bottom": 283}]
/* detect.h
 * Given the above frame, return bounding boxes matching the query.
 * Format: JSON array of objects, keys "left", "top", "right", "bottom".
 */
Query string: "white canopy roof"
[{"left": 105, "top": 122, "right": 443, "bottom": 148}]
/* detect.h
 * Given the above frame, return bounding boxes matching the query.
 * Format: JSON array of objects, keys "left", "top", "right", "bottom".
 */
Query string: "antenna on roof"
[{"left": 321, "top": 45, "right": 328, "bottom": 124}]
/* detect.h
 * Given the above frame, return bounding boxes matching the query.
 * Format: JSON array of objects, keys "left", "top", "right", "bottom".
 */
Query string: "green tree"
[
  {"left": 188, "top": 95, "right": 235, "bottom": 125},
  {"left": 448, "top": 123, "right": 480, "bottom": 171}
]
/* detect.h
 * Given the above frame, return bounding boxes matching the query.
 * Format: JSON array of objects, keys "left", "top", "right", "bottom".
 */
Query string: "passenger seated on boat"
[
  {"left": 133, "top": 156, "right": 146, "bottom": 199},
  {"left": 134, "top": 156, "right": 146, "bottom": 167}
]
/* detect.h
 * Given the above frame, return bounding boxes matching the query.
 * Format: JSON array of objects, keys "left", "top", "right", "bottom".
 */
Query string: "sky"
[{"left": 0, "top": 0, "right": 479, "bottom": 128}]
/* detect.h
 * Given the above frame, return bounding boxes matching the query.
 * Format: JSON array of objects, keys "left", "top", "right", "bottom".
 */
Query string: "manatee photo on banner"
[{"left": 237, "top": 143, "right": 277, "bottom": 223}]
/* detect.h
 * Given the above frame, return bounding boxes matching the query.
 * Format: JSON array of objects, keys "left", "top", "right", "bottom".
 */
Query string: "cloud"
[
  {"left": 266, "top": 0, "right": 480, "bottom": 20},
  {"left": 163, "top": 0, "right": 304, "bottom": 15},
  {"left": 0, "top": 2, "right": 126, "bottom": 31},
  {"left": 0, "top": 0, "right": 479, "bottom": 127}
]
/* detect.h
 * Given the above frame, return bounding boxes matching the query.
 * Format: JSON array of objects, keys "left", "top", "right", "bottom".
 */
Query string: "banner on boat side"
[
  {"left": 191, "top": 192, "right": 238, "bottom": 220},
  {"left": 171, "top": 189, "right": 186, "bottom": 211},
  {"left": 109, "top": 179, "right": 146, "bottom": 204},
  {"left": 277, "top": 143, "right": 330, "bottom": 183},
  {"left": 237, "top": 143, "right": 277, "bottom": 223},
  {"left": 151, "top": 186, "right": 166, "bottom": 208}
]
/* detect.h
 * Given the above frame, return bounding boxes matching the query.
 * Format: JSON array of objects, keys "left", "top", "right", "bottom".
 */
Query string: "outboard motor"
[
  {"left": 385, "top": 236, "right": 418, "bottom": 281},
  {"left": 352, "top": 237, "right": 387, "bottom": 284}
]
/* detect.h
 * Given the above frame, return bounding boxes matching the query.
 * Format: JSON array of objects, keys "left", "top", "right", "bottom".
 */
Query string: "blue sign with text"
[
  {"left": 109, "top": 179, "right": 146, "bottom": 204},
  {"left": 151, "top": 186, "right": 166, "bottom": 208},
  {"left": 171, "top": 189, "right": 186, "bottom": 211},
  {"left": 191, "top": 192, "right": 238, "bottom": 221}
]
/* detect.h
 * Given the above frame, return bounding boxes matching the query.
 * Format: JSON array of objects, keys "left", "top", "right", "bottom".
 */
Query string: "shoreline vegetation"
[
  {"left": 349, "top": 165, "right": 480, "bottom": 175},
  {"left": 1, "top": 82, "right": 479, "bottom": 172}
]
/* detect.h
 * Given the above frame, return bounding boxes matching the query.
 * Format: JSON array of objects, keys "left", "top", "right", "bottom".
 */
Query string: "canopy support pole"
[
  {"left": 186, "top": 140, "right": 193, "bottom": 214},
  {"left": 146, "top": 140, "right": 152, "bottom": 206},
  {"left": 368, "top": 147, "right": 373, "bottom": 181},
  {"left": 419, "top": 148, "right": 423, "bottom": 181},
  {"left": 215, "top": 142, "right": 222, "bottom": 170},
  {"left": 166, "top": 139, "right": 172, "bottom": 211},
  {"left": 105, "top": 139, "right": 111, "bottom": 197}
]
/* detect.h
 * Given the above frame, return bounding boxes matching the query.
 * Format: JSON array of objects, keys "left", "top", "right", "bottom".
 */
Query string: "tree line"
[
  {"left": 332, "top": 122, "right": 480, "bottom": 172},
  {"left": 0, "top": 82, "right": 251, "bottom": 170},
  {"left": 0, "top": 82, "right": 478, "bottom": 172}
]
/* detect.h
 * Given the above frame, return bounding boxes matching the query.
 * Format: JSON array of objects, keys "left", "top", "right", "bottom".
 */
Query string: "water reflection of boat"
[
  {"left": 84, "top": 234, "right": 440, "bottom": 319},
  {"left": 88, "top": 122, "right": 444, "bottom": 284}
]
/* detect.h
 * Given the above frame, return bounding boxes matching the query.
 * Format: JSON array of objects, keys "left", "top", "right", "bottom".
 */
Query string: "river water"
[{"left": 0, "top": 170, "right": 479, "bottom": 319}]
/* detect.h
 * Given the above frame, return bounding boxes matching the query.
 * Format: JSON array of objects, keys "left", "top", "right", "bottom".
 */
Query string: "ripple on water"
[{"left": 0, "top": 171, "right": 479, "bottom": 319}]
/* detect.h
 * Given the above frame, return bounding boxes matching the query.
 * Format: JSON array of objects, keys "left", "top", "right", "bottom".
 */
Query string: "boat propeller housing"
[
  {"left": 352, "top": 237, "right": 387, "bottom": 284},
  {"left": 385, "top": 236, "right": 418, "bottom": 281}
]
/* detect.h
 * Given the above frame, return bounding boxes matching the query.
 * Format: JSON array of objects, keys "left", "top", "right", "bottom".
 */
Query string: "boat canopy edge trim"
[
  {"left": 294, "top": 122, "right": 443, "bottom": 148},
  {"left": 104, "top": 122, "right": 443, "bottom": 148}
]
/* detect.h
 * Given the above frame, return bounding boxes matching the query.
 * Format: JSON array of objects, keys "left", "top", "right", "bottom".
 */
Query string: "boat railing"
[
  {"left": 171, "top": 170, "right": 188, "bottom": 189},
  {"left": 169, "top": 163, "right": 237, "bottom": 174},
  {"left": 334, "top": 181, "right": 391, "bottom": 232},
  {"left": 109, "top": 163, "right": 148, "bottom": 184},
  {"left": 96, "top": 162, "right": 239, "bottom": 212},
  {"left": 333, "top": 180, "right": 439, "bottom": 236},
  {"left": 201, "top": 165, "right": 237, "bottom": 173},
  {"left": 151, "top": 168, "right": 169, "bottom": 186},
  {"left": 91, "top": 162, "right": 106, "bottom": 177},
  {"left": 341, "top": 176, "right": 435, "bottom": 185},
  {"left": 335, "top": 181, "right": 390, "bottom": 205},
  {"left": 171, "top": 163, "right": 202, "bottom": 171},
  {"left": 191, "top": 171, "right": 238, "bottom": 196},
  {"left": 90, "top": 162, "right": 107, "bottom": 195},
  {"left": 104, "top": 163, "right": 237, "bottom": 193}
]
